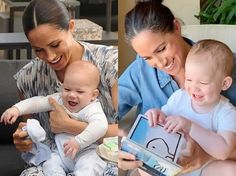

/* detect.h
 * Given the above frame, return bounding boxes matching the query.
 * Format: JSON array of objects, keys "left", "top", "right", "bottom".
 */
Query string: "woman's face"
[
  {"left": 131, "top": 27, "right": 187, "bottom": 76},
  {"left": 27, "top": 23, "right": 74, "bottom": 71}
]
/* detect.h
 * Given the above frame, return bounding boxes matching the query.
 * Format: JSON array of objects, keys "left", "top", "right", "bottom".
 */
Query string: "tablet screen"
[{"left": 128, "top": 114, "right": 183, "bottom": 163}]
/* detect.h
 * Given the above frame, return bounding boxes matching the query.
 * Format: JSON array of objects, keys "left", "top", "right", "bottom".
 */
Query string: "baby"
[
  {"left": 146, "top": 39, "right": 236, "bottom": 175},
  {"left": 1, "top": 60, "right": 108, "bottom": 175}
]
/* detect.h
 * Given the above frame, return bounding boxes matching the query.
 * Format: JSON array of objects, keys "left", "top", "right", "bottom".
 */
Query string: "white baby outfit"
[
  {"left": 21, "top": 119, "right": 51, "bottom": 166},
  {"left": 14, "top": 93, "right": 108, "bottom": 176}
]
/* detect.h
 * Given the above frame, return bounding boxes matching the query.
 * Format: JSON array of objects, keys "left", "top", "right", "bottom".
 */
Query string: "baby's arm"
[
  {"left": 1, "top": 106, "right": 20, "bottom": 124},
  {"left": 75, "top": 111, "right": 108, "bottom": 149},
  {"left": 165, "top": 115, "right": 236, "bottom": 160},
  {"left": 145, "top": 108, "right": 166, "bottom": 127},
  {"left": 64, "top": 102, "right": 108, "bottom": 158},
  {"left": 190, "top": 123, "right": 236, "bottom": 160},
  {"left": 13, "top": 95, "right": 54, "bottom": 115},
  {"left": 1, "top": 94, "right": 59, "bottom": 125}
]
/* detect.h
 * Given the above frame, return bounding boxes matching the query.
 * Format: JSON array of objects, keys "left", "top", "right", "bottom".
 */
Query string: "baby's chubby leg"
[
  {"left": 43, "top": 152, "right": 67, "bottom": 176},
  {"left": 74, "top": 149, "right": 106, "bottom": 176}
]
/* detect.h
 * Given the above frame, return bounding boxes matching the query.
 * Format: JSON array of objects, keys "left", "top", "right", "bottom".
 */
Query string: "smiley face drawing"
[{"left": 145, "top": 124, "right": 183, "bottom": 162}]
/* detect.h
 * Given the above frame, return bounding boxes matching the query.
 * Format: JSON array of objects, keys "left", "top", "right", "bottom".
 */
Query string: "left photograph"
[{"left": 0, "top": 0, "right": 118, "bottom": 175}]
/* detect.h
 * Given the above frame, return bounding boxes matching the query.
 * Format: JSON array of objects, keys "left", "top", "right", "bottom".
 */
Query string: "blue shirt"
[
  {"left": 119, "top": 55, "right": 179, "bottom": 119},
  {"left": 118, "top": 39, "right": 236, "bottom": 119}
]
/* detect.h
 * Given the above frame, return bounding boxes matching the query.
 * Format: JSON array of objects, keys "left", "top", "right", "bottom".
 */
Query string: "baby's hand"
[
  {"left": 145, "top": 108, "right": 166, "bottom": 127},
  {"left": 63, "top": 138, "right": 80, "bottom": 159},
  {"left": 164, "top": 116, "right": 191, "bottom": 134},
  {"left": 0, "top": 107, "right": 20, "bottom": 125}
]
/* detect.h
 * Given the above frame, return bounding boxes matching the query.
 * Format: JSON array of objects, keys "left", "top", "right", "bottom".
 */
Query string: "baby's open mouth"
[
  {"left": 193, "top": 94, "right": 204, "bottom": 101},
  {"left": 68, "top": 101, "right": 78, "bottom": 107}
]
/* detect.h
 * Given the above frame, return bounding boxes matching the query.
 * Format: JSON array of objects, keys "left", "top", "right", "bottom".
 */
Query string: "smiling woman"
[
  {"left": 118, "top": 0, "right": 236, "bottom": 175},
  {"left": 119, "top": 0, "right": 192, "bottom": 118},
  {"left": 27, "top": 24, "right": 81, "bottom": 72},
  {"left": 9, "top": 0, "right": 118, "bottom": 176}
]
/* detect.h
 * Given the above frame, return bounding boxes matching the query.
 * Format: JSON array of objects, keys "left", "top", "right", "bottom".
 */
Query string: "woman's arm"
[
  {"left": 103, "top": 80, "right": 118, "bottom": 138},
  {"left": 49, "top": 98, "right": 118, "bottom": 139},
  {"left": 49, "top": 97, "right": 86, "bottom": 134},
  {"left": 12, "top": 90, "right": 33, "bottom": 152},
  {"left": 111, "top": 81, "right": 118, "bottom": 111}
]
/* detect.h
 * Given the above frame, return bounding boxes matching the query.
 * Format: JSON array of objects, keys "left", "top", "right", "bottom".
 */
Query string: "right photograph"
[{"left": 118, "top": 0, "right": 236, "bottom": 176}]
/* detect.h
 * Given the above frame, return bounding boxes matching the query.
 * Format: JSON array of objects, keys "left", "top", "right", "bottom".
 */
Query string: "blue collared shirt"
[
  {"left": 118, "top": 39, "right": 236, "bottom": 120},
  {"left": 119, "top": 55, "right": 179, "bottom": 119}
]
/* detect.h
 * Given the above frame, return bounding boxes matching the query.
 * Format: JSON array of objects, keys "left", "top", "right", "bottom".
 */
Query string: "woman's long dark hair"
[
  {"left": 23, "top": 0, "right": 70, "bottom": 37},
  {"left": 125, "top": 0, "right": 175, "bottom": 41}
]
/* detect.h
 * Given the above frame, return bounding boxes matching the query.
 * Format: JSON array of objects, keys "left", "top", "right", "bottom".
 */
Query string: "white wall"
[
  {"left": 163, "top": 0, "right": 200, "bottom": 25},
  {"left": 182, "top": 25, "right": 236, "bottom": 52}
]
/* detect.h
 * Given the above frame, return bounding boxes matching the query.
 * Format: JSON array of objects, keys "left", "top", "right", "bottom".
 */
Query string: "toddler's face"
[
  {"left": 61, "top": 72, "right": 97, "bottom": 113},
  {"left": 185, "top": 55, "right": 224, "bottom": 111}
]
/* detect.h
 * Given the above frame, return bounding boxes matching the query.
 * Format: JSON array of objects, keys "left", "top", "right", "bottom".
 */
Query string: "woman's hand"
[
  {"left": 13, "top": 122, "right": 33, "bottom": 152},
  {"left": 177, "top": 133, "right": 212, "bottom": 174},
  {"left": 48, "top": 97, "right": 70, "bottom": 134},
  {"left": 118, "top": 129, "right": 142, "bottom": 171},
  {"left": 118, "top": 150, "right": 143, "bottom": 171}
]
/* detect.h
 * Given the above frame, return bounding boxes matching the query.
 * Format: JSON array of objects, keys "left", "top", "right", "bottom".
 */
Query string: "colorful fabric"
[{"left": 15, "top": 42, "right": 118, "bottom": 176}]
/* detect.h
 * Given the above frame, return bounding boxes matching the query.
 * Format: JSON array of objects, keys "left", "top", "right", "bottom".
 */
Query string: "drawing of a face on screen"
[
  {"left": 129, "top": 115, "right": 184, "bottom": 163},
  {"left": 145, "top": 124, "right": 183, "bottom": 162}
]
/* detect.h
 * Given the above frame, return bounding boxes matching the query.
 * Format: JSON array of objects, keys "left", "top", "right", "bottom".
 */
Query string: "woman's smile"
[
  {"left": 164, "top": 58, "right": 175, "bottom": 70},
  {"left": 49, "top": 56, "right": 62, "bottom": 64}
]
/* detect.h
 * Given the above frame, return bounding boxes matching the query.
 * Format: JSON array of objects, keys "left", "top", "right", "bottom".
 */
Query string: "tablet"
[{"left": 121, "top": 114, "right": 184, "bottom": 176}]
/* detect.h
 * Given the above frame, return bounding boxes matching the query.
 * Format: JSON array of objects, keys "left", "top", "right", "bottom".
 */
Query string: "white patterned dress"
[{"left": 14, "top": 42, "right": 118, "bottom": 176}]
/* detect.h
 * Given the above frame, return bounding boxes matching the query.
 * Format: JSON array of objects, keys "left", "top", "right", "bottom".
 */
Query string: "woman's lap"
[
  {"left": 20, "top": 165, "right": 44, "bottom": 176},
  {"left": 19, "top": 162, "right": 118, "bottom": 176}
]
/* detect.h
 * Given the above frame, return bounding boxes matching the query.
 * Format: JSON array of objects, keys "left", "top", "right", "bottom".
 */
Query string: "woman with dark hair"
[
  {"left": 12, "top": 0, "right": 118, "bottom": 175},
  {"left": 118, "top": 0, "right": 236, "bottom": 175}
]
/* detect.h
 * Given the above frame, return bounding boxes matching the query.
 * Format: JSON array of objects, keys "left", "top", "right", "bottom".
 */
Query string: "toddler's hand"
[
  {"left": 164, "top": 116, "right": 191, "bottom": 134},
  {"left": 145, "top": 108, "right": 166, "bottom": 127},
  {"left": 63, "top": 138, "right": 80, "bottom": 159},
  {"left": 1, "top": 107, "right": 20, "bottom": 125}
]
